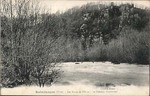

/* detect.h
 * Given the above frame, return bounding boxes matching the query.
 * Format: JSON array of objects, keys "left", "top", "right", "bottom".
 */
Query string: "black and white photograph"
[{"left": 0, "top": 0, "right": 149, "bottom": 95}]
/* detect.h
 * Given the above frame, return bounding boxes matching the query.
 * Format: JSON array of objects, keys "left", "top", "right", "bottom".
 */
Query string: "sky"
[{"left": 38, "top": 0, "right": 150, "bottom": 13}]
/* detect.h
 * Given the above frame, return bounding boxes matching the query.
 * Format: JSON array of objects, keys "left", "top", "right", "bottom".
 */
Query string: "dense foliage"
[
  {"left": 1, "top": 1, "right": 150, "bottom": 87},
  {"left": 56, "top": 2, "right": 150, "bottom": 63}
]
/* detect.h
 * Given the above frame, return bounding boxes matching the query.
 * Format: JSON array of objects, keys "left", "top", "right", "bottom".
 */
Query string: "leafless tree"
[{"left": 1, "top": 0, "right": 62, "bottom": 87}]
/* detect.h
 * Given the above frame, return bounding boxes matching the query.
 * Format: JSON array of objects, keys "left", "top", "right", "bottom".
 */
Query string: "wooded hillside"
[{"left": 1, "top": 1, "right": 150, "bottom": 87}]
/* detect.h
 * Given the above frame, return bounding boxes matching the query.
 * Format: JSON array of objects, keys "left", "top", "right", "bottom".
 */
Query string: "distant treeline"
[
  {"left": 1, "top": 1, "right": 150, "bottom": 87},
  {"left": 1, "top": 2, "right": 150, "bottom": 65},
  {"left": 52, "top": 2, "right": 150, "bottom": 64}
]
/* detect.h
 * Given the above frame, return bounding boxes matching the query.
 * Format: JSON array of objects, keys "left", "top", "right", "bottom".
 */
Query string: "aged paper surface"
[{"left": 0, "top": 0, "right": 149, "bottom": 95}]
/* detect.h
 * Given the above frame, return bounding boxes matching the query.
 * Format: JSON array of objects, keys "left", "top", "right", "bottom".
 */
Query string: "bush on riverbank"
[{"left": 87, "top": 27, "right": 150, "bottom": 64}]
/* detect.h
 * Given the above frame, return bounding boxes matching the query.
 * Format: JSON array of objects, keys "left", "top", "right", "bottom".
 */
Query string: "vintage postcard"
[{"left": 0, "top": 0, "right": 149, "bottom": 95}]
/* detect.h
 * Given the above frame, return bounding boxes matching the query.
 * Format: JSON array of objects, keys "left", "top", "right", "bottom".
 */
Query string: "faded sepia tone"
[{"left": 0, "top": 0, "right": 149, "bottom": 95}]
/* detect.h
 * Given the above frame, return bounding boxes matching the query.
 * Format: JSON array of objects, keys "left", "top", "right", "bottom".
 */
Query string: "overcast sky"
[{"left": 38, "top": 0, "right": 150, "bottom": 13}]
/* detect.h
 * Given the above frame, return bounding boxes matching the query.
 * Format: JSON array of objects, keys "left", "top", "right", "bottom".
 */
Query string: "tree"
[{"left": 1, "top": 0, "right": 62, "bottom": 87}]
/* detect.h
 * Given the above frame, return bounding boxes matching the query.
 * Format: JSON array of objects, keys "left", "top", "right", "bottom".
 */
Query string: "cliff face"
[{"left": 79, "top": 3, "right": 149, "bottom": 45}]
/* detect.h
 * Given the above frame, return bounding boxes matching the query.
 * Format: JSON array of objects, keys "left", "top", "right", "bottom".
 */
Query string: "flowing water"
[{"left": 1, "top": 62, "right": 149, "bottom": 95}]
